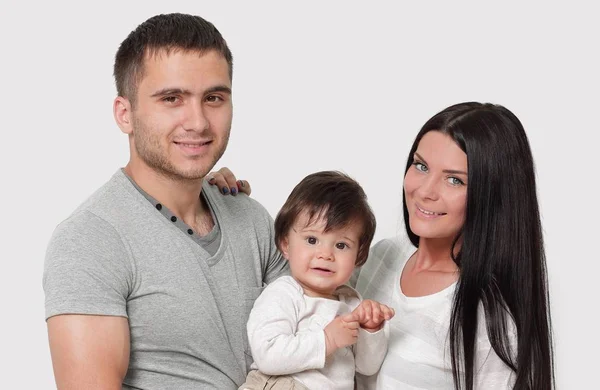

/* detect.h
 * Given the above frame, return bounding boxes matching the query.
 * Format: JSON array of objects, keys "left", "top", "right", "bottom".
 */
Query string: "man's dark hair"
[{"left": 113, "top": 13, "right": 233, "bottom": 106}]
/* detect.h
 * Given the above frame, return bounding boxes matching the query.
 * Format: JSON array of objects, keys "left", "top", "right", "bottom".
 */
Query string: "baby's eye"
[
  {"left": 336, "top": 243, "right": 348, "bottom": 250},
  {"left": 306, "top": 237, "right": 317, "bottom": 245}
]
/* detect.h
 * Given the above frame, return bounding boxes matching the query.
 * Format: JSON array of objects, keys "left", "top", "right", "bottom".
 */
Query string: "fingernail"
[
  {"left": 222, "top": 187, "right": 229, "bottom": 194},
  {"left": 239, "top": 180, "right": 245, "bottom": 187},
  {"left": 231, "top": 187, "right": 237, "bottom": 195},
  {"left": 208, "top": 176, "right": 215, "bottom": 183}
]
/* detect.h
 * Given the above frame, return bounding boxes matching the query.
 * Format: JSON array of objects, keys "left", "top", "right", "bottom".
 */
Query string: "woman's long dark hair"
[{"left": 402, "top": 102, "right": 554, "bottom": 389}]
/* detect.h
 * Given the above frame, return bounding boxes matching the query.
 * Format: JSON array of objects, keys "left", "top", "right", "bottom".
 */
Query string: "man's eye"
[
  {"left": 163, "top": 96, "right": 179, "bottom": 103},
  {"left": 206, "top": 95, "right": 222, "bottom": 102}
]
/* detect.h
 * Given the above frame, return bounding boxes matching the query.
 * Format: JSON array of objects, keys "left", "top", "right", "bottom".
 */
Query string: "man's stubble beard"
[{"left": 132, "top": 115, "right": 230, "bottom": 182}]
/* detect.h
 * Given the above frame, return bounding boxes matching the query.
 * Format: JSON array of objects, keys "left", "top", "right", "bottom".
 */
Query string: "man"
[{"left": 43, "top": 13, "right": 287, "bottom": 389}]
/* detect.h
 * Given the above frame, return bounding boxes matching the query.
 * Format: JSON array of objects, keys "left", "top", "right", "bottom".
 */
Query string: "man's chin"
[
  {"left": 172, "top": 169, "right": 210, "bottom": 181},
  {"left": 152, "top": 165, "right": 210, "bottom": 182}
]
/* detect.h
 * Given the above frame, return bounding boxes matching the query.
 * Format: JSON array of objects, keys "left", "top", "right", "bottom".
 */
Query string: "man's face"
[{"left": 129, "top": 49, "right": 232, "bottom": 181}]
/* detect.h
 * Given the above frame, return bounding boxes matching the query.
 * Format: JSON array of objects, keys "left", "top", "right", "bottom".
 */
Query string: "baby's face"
[{"left": 280, "top": 212, "right": 361, "bottom": 299}]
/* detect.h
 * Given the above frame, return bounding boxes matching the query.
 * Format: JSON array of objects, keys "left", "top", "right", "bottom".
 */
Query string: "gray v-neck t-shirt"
[
  {"left": 122, "top": 169, "right": 221, "bottom": 257},
  {"left": 43, "top": 169, "right": 288, "bottom": 389}
]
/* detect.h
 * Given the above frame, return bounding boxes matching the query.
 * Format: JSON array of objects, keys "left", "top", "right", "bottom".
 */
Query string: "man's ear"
[
  {"left": 114, "top": 96, "right": 134, "bottom": 135},
  {"left": 280, "top": 237, "right": 290, "bottom": 260}
]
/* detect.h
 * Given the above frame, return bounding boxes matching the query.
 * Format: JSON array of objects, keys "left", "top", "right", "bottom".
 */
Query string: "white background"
[{"left": 1, "top": 1, "right": 597, "bottom": 388}]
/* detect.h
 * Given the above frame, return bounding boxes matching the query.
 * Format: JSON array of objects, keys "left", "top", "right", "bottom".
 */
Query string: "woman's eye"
[
  {"left": 447, "top": 177, "right": 465, "bottom": 186},
  {"left": 414, "top": 162, "right": 428, "bottom": 172}
]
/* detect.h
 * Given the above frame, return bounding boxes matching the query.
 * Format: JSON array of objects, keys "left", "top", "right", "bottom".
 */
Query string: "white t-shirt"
[
  {"left": 354, "top": 237, "right": 515, "bottom": 390},
  {"left": 247, "top": 275, "right": 388, "bottom": 390}
]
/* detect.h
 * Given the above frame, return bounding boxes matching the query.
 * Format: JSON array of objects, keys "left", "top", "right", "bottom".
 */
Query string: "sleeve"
[
  {"left": 353, "top": 238, "right": 397, "bottom": 294},
  {"left": 43, "top": 211, "right": 133, "bottom": 320},
  {"left": 354, "top": 322, "right": 389, "bottom": 376},
  {"left": 473, "top": 306, "right": 517, "bottom": 389},
  {"left": 473, "top": 343, "right": 516, "bottom": 389},
  {"left": 247, "top": 278, "right": 326, "bottom": 375},
  {"left": 255, "top": 201, "right": 289, "bottom": 284}
]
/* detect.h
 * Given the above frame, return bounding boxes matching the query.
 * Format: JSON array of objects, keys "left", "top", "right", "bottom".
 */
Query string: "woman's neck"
[{"left": 413, "top": 237, "right": 459, "bottom": 273}]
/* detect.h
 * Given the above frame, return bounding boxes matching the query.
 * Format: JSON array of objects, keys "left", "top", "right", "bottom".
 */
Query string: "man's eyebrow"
[
  {"left": 414, "top": 152, "right": 467, "bottom": 175},
  {"left": 150, "top": 85, "right": 232, "bottom": 98},
  {"left": 205, "top": 85, "right": 232, "bottom": 95},
  {"left": 150, "top": 88, "right": 191, "bottom": 98}
]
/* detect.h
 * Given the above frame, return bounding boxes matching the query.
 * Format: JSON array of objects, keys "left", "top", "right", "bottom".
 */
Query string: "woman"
[
  {"left": 209, "top": 102, "right": 555, "bottom": 389},
  {"left": 354, "top": 102, "right": 554, "bottom": 389}
]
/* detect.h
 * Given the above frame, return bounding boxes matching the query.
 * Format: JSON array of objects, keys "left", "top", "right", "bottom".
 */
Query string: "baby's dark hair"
[{"left": 274, "top": 171, "right": 376, "bottom": 266}]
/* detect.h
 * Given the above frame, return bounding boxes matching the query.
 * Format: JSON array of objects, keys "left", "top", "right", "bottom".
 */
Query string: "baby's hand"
[
  {"left": 352, "top": 299, "right": 395, "bottom": 332},
  {"left": 323, "top": 313, "right": 359, "bottom": 356}
]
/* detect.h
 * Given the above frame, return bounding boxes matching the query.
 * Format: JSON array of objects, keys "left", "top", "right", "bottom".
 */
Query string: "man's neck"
[{"left": 124, "top": 161, "right": 207, "bottom": 224}]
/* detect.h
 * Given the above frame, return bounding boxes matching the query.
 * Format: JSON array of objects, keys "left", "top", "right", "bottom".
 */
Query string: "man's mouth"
[{"left": 174, "top": 140, "right": 211, "bottom": 147}]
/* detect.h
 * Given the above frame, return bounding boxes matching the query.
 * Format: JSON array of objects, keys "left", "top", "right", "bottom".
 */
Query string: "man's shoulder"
[
  {"left": 50, "top": 170, "right": 139, "bottom": 243},
  {"left": 202, "top": 182, "right": 271, "bottom": 221},
  {"left": 74, "top": 170, "right": 136, "bottom": 213}
]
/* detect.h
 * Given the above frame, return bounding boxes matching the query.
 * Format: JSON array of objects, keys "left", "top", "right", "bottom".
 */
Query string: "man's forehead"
[
  {"left": 143, "top": 46, "right": 214, "bottom": 60},
  {"left": 141, "top": 47, "right": 228, "bottom": 69},
  {"left": 137, "top": 48, "right": 231, "bottom": 91}
]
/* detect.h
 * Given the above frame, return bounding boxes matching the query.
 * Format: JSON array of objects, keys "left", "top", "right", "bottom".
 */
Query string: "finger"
[
  {"left": 217, "top": 167, "right": 241, "bottom": 196},
  {"left": 345, "top": 320, "right": 360, "bottom": 330},
  {"left": 351, "top": 329, "right": 359, "bottom": 338},
  {"left": 205, "top": 172, "right": 221, "bottom": 186},
  {"left": 207, "top": 170, "right": 232, "bottom": 195},
  {"left": 371, "top": 304, "right": 382, "bottom": 324},
  {"left": 363, "top": 302, "right": 373, "bottom": 323},
  {"left": 383, "top": 306, "right": 395, "bottom": 320},
  {"left": 236, "top": 179, "right": 252, "bottom": 196},
  {"left": 342, "top": 312, "right": 359, "bottom": 323},
  {"left": 348, "top": 308, "right": 363, "bottom": 323}
]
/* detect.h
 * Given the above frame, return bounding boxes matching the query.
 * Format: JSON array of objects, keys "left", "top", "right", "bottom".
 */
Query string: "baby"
[{"left": 240, "top": 171, "right": 394, "bottom": 390}]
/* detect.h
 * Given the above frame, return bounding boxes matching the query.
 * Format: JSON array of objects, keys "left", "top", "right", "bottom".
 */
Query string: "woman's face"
[{"left": 404, "top": 131, "right": 468, "bottom": 243}]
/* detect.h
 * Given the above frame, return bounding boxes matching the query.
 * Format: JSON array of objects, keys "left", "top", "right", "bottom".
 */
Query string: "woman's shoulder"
[
  {"left": 353, "top": 236, "right": 416, "bottom": 291},
  {"left": 369, "top": 236, "right": 416, "bottom": 264}
]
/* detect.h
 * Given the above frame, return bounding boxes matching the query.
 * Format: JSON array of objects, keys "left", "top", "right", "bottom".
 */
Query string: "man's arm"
[
  {"left": 44, "top": 211, "right": 134, "bottom": 389},
  {"left": 48, "top": 314, "right": 130, "bottom": 390}
]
